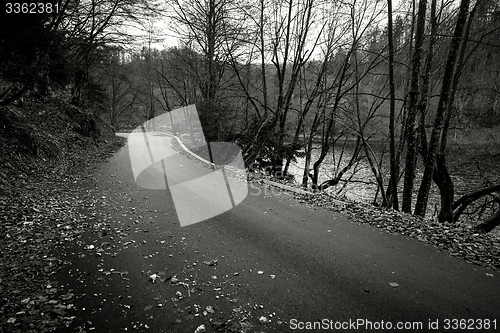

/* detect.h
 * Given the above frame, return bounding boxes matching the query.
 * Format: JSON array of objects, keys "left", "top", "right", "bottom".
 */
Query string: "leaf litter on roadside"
[{"left": 0, "top": 131, "right": 126, "bottom": 332}]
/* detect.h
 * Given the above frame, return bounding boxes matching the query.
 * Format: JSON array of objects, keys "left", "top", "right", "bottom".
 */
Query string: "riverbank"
[{"left": 285, "top": 138, "right": 500, "bottom": 224}]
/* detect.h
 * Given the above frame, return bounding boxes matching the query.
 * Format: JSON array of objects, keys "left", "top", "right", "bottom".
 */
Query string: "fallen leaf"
[{"left": 194, "top": 324, "right": 206, "bottom": 333}]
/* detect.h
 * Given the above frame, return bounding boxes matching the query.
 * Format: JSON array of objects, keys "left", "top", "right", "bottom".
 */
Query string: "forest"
[{"left": 1, "top": 0, "right": 500, "bottom": 232}]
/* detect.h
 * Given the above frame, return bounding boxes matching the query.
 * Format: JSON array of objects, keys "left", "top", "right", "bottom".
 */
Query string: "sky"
[{"left": 130, "top": 0, "right": 417, "bottom": 53}]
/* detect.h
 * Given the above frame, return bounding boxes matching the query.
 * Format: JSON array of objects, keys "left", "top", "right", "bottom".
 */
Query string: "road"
[{"left": 55, "top": 134, "right": 500, "bottom": 333}]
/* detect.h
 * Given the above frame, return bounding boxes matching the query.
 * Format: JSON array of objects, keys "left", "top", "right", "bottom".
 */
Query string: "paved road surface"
[{"left": 55, "top": 134, "right": 500, "bottom": 332}]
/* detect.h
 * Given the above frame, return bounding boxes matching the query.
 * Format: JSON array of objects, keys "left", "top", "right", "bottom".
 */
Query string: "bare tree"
[
  {"left": 60, "top": 0, "right": 161, "bottom": 105},
  {"left": 99, "top": 48, "right": 137, "bottom": 130},
  {"left": 414, "top": 0, "right": 472, "bottom": 217},
  {"left": 308, "top": 0, "right": 386, "bottom": 192},
  {"left": 387, "top": 0, "right": 398, "bottom": 209},
  {"left": 226, "top": 0, "right": 325, "bottom": 171},
  {"left": 166, "top": 0, "right": 250, "bottom": 141},
  {"left": 401, "top": 0, "right": 428, "bottom": 213}
]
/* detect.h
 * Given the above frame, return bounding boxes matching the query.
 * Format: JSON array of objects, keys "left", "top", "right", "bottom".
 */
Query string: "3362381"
[{"left": 5, "top": 2, "right": 59, "bottom": 14}]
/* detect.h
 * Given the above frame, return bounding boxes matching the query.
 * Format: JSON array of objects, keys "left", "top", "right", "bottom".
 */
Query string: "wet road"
[{"left": 55, "top": 134, "right": 500, "bottom": 332}]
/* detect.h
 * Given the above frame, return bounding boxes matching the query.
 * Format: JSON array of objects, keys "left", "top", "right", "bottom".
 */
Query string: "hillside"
[
  {"left": 0, "top": 99, "right": 124, "bottom": 194},
  {"left": 0, "top": 99, "right": 126, "bottom": 332}
]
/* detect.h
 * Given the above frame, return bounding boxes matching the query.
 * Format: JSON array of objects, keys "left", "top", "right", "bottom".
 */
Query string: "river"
[{"left": 286, "top": 141, "right": 500, "bottom": 223}]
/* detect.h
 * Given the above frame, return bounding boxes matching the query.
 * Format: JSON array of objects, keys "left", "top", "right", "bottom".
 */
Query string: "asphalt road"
[{"left": 55, "top": 134, "right": 500, "bottom": 333}]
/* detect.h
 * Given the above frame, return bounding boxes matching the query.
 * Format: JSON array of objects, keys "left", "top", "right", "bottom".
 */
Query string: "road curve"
[{"left": 55, "top": 134, "right": 500, "bottom": 333}]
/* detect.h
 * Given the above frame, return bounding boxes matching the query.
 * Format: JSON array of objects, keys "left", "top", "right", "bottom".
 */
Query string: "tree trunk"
[
  {"left": 387, "top": 0, "right": 399, "bottom": 210},
  {"left": 303, "top": 104, "right": 322, "bottom": 188},
  {"left": 402, "top": 0, "right": 428, "bottom": 213},
  {"left": 452, "top": 184, "right": 500, "bottom": 222},
  {"left": 432, "top": 1, "right": 478, "bottom": 222},
  {"left": 414, "top": 0, "right": 471, "bottom": 217},
  {"left": 415, "top": 0, "right": 437, "bottom": 163},
  {"left": 475, "top": 209, "right": 500, "bottom": 233},
  {"left": 317, "top": 139, "right": 363, "bottom": 191},
  {"left": 434, "top": 153, "right": 454, "bottom": 222}
]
